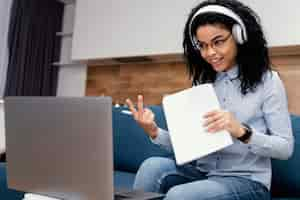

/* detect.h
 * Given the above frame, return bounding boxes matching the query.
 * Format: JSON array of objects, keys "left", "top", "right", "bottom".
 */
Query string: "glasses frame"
[{"left": 196, "top": 33, "right": 232, "bottom": 53}]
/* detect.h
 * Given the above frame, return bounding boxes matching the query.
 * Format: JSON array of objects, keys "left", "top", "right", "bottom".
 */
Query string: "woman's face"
[{"left": 195, "top": 23, "right": 238, "bottom": 72}]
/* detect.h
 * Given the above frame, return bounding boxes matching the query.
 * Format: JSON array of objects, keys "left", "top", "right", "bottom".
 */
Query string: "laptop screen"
[{"left": 5, "top": 97, "right": 114, "bottom": 200}]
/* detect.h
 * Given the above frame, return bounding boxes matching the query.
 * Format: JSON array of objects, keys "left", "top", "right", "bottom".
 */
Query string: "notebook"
[{"left": 162, "top": 84, "right": 233, "bottom": 165}]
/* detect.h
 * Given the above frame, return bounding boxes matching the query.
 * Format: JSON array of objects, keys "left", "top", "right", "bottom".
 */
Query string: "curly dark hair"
[{"left": 183, "top": 0, "right": 271, "bottom": 95}]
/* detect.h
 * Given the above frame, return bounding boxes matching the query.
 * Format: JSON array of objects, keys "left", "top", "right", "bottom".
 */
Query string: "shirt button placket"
[
  {"left": 223, "top": 79, "right": 229, "bottom": 104},
  {"left": 216, "top": 155, "right": 221, "bottom": 169}
]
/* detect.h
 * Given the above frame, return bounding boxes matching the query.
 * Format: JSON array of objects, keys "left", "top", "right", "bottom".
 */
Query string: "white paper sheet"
[{"left": 162, "top": 84, "right": 233, "bottom": 165}]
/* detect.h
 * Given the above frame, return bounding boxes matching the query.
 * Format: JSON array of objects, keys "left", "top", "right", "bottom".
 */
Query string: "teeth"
[{"left": 211, "top": 59, "right": 221, "bottom": 63}]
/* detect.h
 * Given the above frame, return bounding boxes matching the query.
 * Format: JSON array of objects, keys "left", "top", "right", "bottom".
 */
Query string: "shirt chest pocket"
[{"left": 228, "top": 94, "right": 263, "bottom": 123}]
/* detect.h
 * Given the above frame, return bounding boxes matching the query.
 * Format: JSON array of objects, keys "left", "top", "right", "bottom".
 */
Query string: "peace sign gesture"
[{"left": 125, "top": 95, "right": 158, "bottom": 139}]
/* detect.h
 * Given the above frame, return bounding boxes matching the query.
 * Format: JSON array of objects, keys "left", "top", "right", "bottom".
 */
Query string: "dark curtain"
[{"left": 4, "top": 0, "right": 63, "bottom": 96}]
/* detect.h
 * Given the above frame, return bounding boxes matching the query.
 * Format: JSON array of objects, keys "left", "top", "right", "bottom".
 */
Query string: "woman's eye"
[
  {"left": 197, "top": 42, "right": 204, "bottom": 49},
  {"left": 214, "top": 40, "right": 224, "bottom": 46}
]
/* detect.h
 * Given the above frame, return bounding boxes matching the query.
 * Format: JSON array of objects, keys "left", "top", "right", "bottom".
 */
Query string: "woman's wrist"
[
  {"left": 237, "top": 123, "right": 253, "bottom": 143},
  {"left": 236, "top": 124, "right": 246, "bottom": 138},
  {"left": 148, "top": 122, "right": 158, "bottom": 139}
]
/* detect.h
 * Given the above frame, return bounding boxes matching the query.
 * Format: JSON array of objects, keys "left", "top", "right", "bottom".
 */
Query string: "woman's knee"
[
  {"left": 133, "top": 157, "right": 176, "bottom": 191},
  {"left": 164, "top": 185, "right": 186, "bottom": 200},
  {"left": 138, "top": 157, "right": 175, "bottom": 174}
]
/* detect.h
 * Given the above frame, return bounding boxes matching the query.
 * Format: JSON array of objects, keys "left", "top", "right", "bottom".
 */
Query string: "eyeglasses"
[{"left": 196, "top": 33, "right": 232, "bottom": 53}]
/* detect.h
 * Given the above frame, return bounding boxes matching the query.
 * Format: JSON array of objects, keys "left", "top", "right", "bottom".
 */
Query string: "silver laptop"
[{"left": 4, "top": 97, "right": 164, "bottom": 200}]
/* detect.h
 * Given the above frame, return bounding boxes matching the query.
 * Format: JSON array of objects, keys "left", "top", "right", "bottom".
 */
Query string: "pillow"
[
  {"left": 271, "top": 114, "right": 300, "bottom": 197},
  {"left": 113, "top": 106, "right": 171, "bottom": 172}
]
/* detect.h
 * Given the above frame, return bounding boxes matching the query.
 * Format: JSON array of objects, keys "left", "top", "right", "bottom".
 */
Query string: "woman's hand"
[
  {"left": 203, "top": 110, "right": 245, "bottom": 139},
  {"left": 125, "top": 95, "right": 158, "bottom": 139}
]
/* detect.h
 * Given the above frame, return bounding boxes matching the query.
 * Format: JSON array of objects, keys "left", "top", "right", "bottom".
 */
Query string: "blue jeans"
[{"left": 133, "top": 157, "right": 270, "bottom": 200}]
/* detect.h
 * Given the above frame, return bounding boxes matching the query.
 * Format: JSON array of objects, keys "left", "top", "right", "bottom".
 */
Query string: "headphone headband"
[{"left": 189, "top": 5, "right": 248, "bottom": 48}]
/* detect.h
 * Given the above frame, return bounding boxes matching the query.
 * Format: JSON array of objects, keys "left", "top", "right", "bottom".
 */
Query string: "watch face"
[{"left": 239, "top": 124, "right": 252, "bottom": 142}]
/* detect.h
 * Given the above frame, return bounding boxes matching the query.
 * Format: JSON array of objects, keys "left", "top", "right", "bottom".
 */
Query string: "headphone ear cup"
[
  {"left": 232, "top": 24, "right": 244, "bottom": 44},
  {"left": 192, "top": 36, "right": 200, "bottom": 50}
]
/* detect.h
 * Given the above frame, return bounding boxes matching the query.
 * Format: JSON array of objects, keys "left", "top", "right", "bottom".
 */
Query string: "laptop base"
[{"left": 114, "top": 188, "right": 165, "bottom": 200}]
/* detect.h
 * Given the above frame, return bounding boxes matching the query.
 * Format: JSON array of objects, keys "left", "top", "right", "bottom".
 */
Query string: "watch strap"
[{"left": 238, "top": 123, "right": 252, "bottom": 142}]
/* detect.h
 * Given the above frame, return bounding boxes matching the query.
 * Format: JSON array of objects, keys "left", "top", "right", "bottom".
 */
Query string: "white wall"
[
  {"left": 71, "top": 0, "right": 194, "bottom": 60},
  {"left": 59, "top": 0, "right": 300, "bottom": 96},
  {"left": 0, "top": 0, "right": 12, "bottom": 98},
  {"left": 57, "top": 3, "right": 87, "bottom": 97},
  {"left": 241, "top": 0, "right": 300, "bottom": 46},
  {"left": 0, "top": 0, "right": 12, "bottom": 154},
  {"left": 71, "top": 0, "right": 300, "bottom": 61}
]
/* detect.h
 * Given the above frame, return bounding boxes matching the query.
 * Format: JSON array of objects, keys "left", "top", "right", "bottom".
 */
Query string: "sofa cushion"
[
  {"left": 114, "top": 170, "right": 136, "bottom": 190},
  {"left": 271, "top": 115, "right": 300, "bottom": 197},
  {"left": 0, "top": 163, "right": 24, "bottom": 199},
  {"left": 113, "top": 106, "right": 172, "bottom": 172}
]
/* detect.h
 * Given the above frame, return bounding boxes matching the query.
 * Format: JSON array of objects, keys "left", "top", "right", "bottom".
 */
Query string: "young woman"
[{"left": 126, "top": 0, "right": 294, "bottom": 199}]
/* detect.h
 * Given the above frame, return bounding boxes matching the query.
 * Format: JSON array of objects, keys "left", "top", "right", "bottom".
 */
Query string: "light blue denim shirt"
[{"left": 152, "top": 66, "right": 294, "bottom": 190}]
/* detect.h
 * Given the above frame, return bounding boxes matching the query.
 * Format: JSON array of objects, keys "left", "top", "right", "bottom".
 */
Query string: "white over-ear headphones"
[{"left": 189, "top": 5, "right": 248, "bottom": 50}]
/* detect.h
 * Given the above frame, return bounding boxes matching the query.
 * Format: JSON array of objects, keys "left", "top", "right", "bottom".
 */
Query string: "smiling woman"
[
  {"left": 195, "top": 25, "right": 237, "bottom": 72},
  {"left": 126, "top": 0, "right": 294, "bottom": 200}
]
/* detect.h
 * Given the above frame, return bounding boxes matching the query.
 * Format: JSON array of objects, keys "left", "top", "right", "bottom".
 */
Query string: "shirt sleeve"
[
  {"left": 149, "top": 128, "right": 174, "bottom": 154},
  {"left": 248, "top": 72, "right": 294, "bottom": 160}
]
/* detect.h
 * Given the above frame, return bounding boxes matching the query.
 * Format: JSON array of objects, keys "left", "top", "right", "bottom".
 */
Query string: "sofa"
[{"left": 1, "top": 105, "right": 300, "bottom": 199}]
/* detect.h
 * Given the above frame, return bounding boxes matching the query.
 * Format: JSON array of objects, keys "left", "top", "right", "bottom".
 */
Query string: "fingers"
[
  {"left": 124, "top": 97, "right": 155, "bottom": 136},
  {"left": 203, "top": 112, "right": 222, "bottom": 126},
  {"left": 203, "top": 110, "right": 229, "bottom": 133},
  {"left": 125, "top": 95, "right": 146, "bottom": 121},
  {"left": 137, "top": 95, "right": 144, "bottom": 116},
  {"left": 143, "top": 108, "right": 155, "bottom": 123},
  {"left": 125, "top": 98, "right": 137, "bottom": 114},
  {"left": 203, "top": 110, "right": 219, "bottom": 118},
  {"left": 206, "top": 118, "right": 228, "bottom": 132}
]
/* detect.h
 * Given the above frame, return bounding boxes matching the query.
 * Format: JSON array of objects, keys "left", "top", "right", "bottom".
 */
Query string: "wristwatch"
[{"left": 238, "top": 123, "right": 253, "bottom": 142}]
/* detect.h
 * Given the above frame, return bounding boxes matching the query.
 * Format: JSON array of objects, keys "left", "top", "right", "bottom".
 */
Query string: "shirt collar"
[
  {"left": 226, "top": 65, "right": 239, "bottom": 80},
  {"left": 216, "top": 65, "right": 239, "bottom": 82}
]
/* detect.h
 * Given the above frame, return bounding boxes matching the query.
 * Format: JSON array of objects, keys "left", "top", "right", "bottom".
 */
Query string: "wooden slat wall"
[
  {"left": 270, "top": 46, "right": 300, "bottom": 115},
  {"left": 86, "top": 45, "right": 300, "bottom": 115},
  {"left": 86, "top": 62, "right": 191, "bottom": 105}
]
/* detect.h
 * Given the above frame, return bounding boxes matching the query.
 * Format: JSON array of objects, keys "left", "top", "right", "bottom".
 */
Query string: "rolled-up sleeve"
[
  {"left": 248, "top": 72, "right": 294, "bottom": 160},
  {"left": 150, "top": 128, "right": 174, "bottom": 154}
]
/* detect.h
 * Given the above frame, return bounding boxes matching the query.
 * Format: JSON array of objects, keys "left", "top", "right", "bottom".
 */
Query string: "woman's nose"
[
  {"left": 206, "top": 45, "right": 216, "bottom": 55},
  {"left": 206, "top": 45, "right": 217, "bottom": 56}
]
